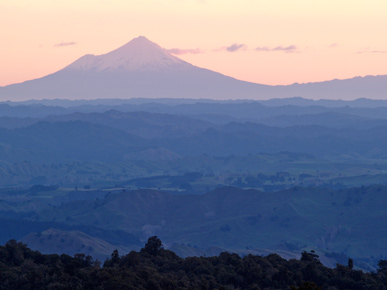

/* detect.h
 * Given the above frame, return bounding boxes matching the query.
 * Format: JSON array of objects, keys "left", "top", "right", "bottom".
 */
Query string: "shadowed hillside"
[{"left": 29, "top": 186, "right": 387, "bottom": 270}]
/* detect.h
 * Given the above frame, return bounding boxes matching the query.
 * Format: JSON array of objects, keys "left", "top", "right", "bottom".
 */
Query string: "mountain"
[
  {"left": 0, "top": 36, "right": 269, "bottom": 101},
  {"left": 2, "top": 36, "right": 387, "bottom": 101},
  {"left": 63, "top": 36, "right": 192, "bottom": 72}
]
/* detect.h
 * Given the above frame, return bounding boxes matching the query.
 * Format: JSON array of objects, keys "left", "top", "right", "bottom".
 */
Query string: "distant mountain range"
[
  {"left": 2, "top": 108, "right": 387, "bottom": 165},
  {"left": 1, "top": 36, "right": 387, "bottom": 101}
]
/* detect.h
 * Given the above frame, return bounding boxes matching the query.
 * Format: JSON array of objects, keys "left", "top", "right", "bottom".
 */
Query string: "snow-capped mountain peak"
[{"left": 64, "top": 36, "right": 192, "bottom": 72}]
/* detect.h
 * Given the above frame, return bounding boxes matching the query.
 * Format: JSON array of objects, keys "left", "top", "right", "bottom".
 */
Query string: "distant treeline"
[{"left": 2, "top": 237, "right": 387, "bottom": 289}]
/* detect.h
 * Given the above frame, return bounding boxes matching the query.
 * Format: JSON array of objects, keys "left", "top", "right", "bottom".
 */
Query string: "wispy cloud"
[
  {"left": 54, "top": 42, "right": 77, "bottom": 47},
  {"left": 226, "top": 43, "right": 247, "bottom": 52},
  {"left": 255, "top": 45, "right": 297, "bottom": 53},
  {"left": 166, "top": 48, "right": 203, "bottom": 55},
  {"left": 254, "top": 46, "right": 270, "bottom": 52},
  {"left": 167, "top": 43, "right": 298, "bottom": 55},
  {"left": 329, "top": 43, "right": 339, "bottom": 48},
  {"left": 357, "top": 50, "right": 387, "bottom": 54}
]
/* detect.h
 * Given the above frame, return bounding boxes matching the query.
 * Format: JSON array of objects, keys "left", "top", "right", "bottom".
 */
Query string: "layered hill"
[
  {"left": 21, "top": 228, "right": 137, "bottom": 261},
  {"left": 1, "top": 36, "right": 387, "bottom": 100},
  {"left": 2, "top": 109, "right": 387, "bottom": 164},
  {"left": 32, "top": 185, "right": 387, "bottom": 268}
]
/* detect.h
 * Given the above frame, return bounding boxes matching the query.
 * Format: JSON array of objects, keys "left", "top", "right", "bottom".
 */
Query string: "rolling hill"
[{"left": 30, "top": 185, "right": 387, "bottom": 269}]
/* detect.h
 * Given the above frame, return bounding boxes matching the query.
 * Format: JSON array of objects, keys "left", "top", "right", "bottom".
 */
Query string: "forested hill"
[
  {"left": 31, "top": 185, "right": 387, "bottom": 269},
  {"left": 2, "top": 237, "right": 387, "bottom": 289}
]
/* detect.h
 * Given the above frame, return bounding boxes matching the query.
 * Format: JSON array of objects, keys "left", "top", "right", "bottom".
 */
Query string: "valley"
[{"left": 0, "top": 98, "right": 387, "bottom": 271}]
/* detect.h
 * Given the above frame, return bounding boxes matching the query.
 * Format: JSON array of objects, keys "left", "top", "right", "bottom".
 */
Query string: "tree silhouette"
[{"left": 142, "top": 236, "right": 163, "bottom": 255}]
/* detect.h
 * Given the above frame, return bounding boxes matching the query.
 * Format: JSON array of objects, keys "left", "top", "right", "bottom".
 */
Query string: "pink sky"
[{"left": 1, "top": 0, "right": 387, "bottom": 87}]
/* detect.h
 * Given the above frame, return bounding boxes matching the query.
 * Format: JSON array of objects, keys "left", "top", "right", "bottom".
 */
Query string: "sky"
[{"left": 1, "top": 0, "right": 387, "bottom": 87}]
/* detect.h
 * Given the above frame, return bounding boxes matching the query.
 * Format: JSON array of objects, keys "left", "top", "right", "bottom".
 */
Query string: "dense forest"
[{"left": 2, "top": 237, "right": 387, "bottom": 289}]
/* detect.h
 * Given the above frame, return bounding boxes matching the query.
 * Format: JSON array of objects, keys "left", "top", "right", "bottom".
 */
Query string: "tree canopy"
[{"left": 1, "top": 238, "right": 387, "bottom": 289}]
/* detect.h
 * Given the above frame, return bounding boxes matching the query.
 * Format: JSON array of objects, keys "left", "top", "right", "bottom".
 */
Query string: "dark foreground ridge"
[{"left": 2, "top": 237, "right": 387, "bottom": 289}]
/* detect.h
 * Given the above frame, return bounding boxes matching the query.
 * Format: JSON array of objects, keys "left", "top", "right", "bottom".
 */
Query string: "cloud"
[
  {"left": 54, "top": 42, "right": 77, "bottom": 47},
  {"left": 255, "top": 45, "right": 297, "bottom": 53},
  {"left": 166, "top": 48, "right": 203, "bottom": 55},
  {"left": 226, "top": 43, "right": 247, "bottom": 52},
  {"left": 357, "top": 50, "right": 387, "bottom": 54},
  {"left": 329, "top": 43, "right": 339, "bottom": 48},
  {"left": 273, "top": 45, "right": 297, "bottom": 52},
  {"left": 254, "top": 46, "right": 270, "bottom": 52}
]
